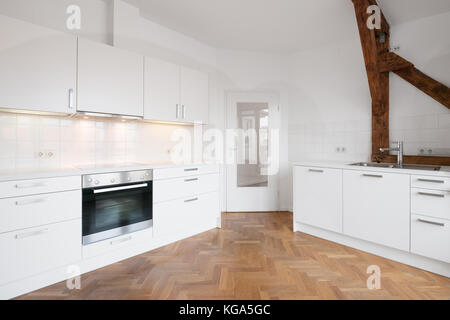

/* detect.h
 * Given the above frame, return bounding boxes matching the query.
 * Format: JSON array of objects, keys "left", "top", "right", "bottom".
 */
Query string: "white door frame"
[{"left": 225, "top": 91, "right": 280, "bottom": 212}]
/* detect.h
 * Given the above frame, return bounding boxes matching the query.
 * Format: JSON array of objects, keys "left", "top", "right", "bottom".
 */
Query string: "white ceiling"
[{"left": 122, "top": 0, "right": 450, "bottom": 53}]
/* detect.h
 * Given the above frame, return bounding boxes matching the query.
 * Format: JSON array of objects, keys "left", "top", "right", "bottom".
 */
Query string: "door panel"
[
  {"left": 226, "top": 92, "right": 279, "bottom": 212},
  {"left": 77, "top": 39, "right": 143, "bottom": 117},
  {"left": 294, "top": 167, "right": 343, "bottom": 233},
  {"left": 0, "top": 15, "right": 77, "bottom": 113},
  {"left": 343, "top": 170, "right": 410, "bottom": 251},
  {"left": 180, "top": 66, "right": 209, "bottom": 123},
  {"left": 144, "top": 57, "right": 181, "bottom": 122}
]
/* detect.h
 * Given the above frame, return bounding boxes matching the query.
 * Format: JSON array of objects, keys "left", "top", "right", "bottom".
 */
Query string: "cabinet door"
[
  {"left": 144, "top": 57, "right": 181, "bottom": 122},
  {"left": 77, "top": 39, "right": 143, "bottom": 117},
  {"left": 180, "top": 66, "right": 209, "bottom": 123},
  {"left": 0, "top": 15, "right": 77, "bottom": 114},
  {"left": 0, "top": 219, "right": 81, "bottom": 286},
  {"left": 343, "top": 170, "right": 410, "bottom": 251},
  {"left": 294, "top": 166, "right": 342, "bottom": 233}
]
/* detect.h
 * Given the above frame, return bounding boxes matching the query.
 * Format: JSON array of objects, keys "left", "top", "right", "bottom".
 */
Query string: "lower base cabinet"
[
  {"left": 411, "top": 214, "right": 450, "bottom": 263},
  {"left": 154, "top": 192, "right": 219, "bottom": 239},
  {"left": 0, "top": 219, "right": 82, "bottom": 286},
  {"left": 343, "top": 170, "right": 410, "bottom": 251}
]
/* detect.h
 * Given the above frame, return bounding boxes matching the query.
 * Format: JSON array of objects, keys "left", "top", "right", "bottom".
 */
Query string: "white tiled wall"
[
  {"left": 0, "top": 112, "right": 193, "bottom": 170},
  {"left": 390, "top": 114, "right": 450, "bottom": 156},
  {"left": 288, "top": 118, "right": 372, "bottom": 162}
]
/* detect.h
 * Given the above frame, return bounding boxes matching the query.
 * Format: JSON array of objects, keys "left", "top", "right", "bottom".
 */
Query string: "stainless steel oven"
[{"left": 82, "top": 170, "right": 153, "bottom": 245}]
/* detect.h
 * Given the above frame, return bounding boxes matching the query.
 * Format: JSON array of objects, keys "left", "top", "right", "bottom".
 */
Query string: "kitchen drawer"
[
  {"left": 153, "top": 173, "right": 219, "bottom": 203},
  {"left": 82, "top": 227, "right": 153, "bottom": 259},
  {"left": 153, "top": 192, "right": 219, "bottom": 238},
  {"left": 153, "top": 164, "right": 219, "bottom": 180},
  {"left": 411, "top": 175, "right": 449, "bottom": 191},
  {"left": 411, "top": 214, "right": 450, "bottom": 263},
  {"left": 411, "top": 188, "right": 450, "bottom": 220},
  {"left": 0, "top": 219, "right": 82, "bottom": 286},
  {"left": 0, "top": 190, "right": 81, "bottom": 234},
  {"left": 0, "top": 176, "right": 81, "bottom": 199}
]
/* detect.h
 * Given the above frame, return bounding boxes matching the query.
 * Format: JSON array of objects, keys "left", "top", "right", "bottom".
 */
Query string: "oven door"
[{"left": 82, "top": 182, "right": 152, "bottom": 245}]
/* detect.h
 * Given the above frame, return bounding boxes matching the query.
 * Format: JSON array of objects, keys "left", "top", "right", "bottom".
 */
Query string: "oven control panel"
[{"left": 82, "top": 170, "right": 153, "bottom": 189}]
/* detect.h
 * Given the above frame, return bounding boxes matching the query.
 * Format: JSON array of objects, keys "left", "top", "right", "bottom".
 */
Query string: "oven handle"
[{"left": 93, "top": 183, "right": 148, "bottom": 194}]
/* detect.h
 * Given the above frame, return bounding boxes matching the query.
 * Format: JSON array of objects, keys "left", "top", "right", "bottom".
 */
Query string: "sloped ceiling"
[{"left": 122, "top": 0, "right": 450, "bottom": 53}]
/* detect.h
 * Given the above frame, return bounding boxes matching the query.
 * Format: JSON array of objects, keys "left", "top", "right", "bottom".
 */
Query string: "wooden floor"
[{"left": 18, "top": 212, "right": 450, "bottom": 300}]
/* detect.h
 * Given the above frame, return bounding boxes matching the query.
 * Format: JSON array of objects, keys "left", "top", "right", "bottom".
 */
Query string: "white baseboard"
[
  {"left": 295, "top": 222, "right": 450, "bottom": 278},
  {"left": 0, "top": 224, "right": 217, "bottom": 300}
]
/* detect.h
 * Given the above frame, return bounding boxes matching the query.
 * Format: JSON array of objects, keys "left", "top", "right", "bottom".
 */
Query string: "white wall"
[
  {"left": 389, "top": 11, "right": 450, "bottom": 156},
  {"left": 0, "top": 0, "right": 113, "bottom": 44}
]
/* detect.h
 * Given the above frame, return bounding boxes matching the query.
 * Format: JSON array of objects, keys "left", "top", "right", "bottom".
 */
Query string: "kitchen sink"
[{"left": 350, "top": 162, "right": 441, "bottom": 171}]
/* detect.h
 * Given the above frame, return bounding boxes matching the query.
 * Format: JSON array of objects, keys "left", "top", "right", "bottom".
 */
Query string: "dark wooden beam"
[
  {"left": 352, "top": 0, "right": 390, "bottom": 159},
  {"left": 378, "top": 52, "right": 414, "bottom": 72},
  {"left": 394, "top": 67, "right": 450, "bottom": 109}
]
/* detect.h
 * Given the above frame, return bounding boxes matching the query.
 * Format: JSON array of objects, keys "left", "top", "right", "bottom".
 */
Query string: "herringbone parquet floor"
[{"left": 17, "top": 212, "right": 450, "bottom": 300}]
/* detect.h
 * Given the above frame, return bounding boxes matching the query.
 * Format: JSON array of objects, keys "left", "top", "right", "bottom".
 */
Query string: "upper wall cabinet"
[
  {"left": 144, "top": 57, "right": 209, "bottom": 124},
  {"left": 144, "top": 57, "right": 180, "bottom": 122},
  {"left": 77, "top": 38, "right": 144, "bottom": 117},
  {"left": 0, "top": 15, "right": 77, "bottom": 114},
  {"left": 180, "top": 66, "right": 209, "bottom": 123}
]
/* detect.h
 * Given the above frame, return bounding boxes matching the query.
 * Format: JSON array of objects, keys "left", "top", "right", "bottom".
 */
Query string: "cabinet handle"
[
  {"left": 15, "top": 182, "right": 46, "bottom": 189},
  {"left": 68, "top": 88, "right": 74, "bottom": 109},
  {"left": 185, "top": 178, "right": 199, "bottom": 182},
  {"left": 308, "top": 169, "right": 324, "bottom": 173},
  {"left": 176, "top": 104, "right": 179, "bottom": 118},
  {"left": 417, "top": 178, "right": 445, "bottom": 184},
  {"left": 184, "top": 168, "right": 198, "bottom": 172},
  {"left": 15, "top": 197, "right": 47, "bottom": 206},
  {"left": 15, "top": 228, "right": 49, "bottom": 240},
  {"left": 362, "top": 174, "right": 383, "bottom": 178},
  {"left": 417, "top": 219, "right": 445, "bottom": 227},
  {"left": 110, "top": 235, "right": 133, "bottom": 246},
  {"left": 418, "top": 192, "right": 445, "bottom": 198},
  {"left": 182, "top": 105, "right": 186, "bottom": 119},
  {"left": 184, "top": 197, "right": 198, "bottom": 203}
]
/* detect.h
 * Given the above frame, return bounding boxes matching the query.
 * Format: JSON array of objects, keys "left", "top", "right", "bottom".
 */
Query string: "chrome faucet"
[{"left": 380, "top": 141, "right": 404, "bottom": 167}]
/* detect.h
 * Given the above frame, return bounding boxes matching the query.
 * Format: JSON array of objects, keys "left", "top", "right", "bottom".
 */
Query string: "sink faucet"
[{"left": 380, "top": 141, "right": 404, "bottom": 167}]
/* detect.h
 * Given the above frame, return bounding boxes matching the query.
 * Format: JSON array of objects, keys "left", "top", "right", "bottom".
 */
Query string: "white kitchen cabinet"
[
  {"left": 411, "top": 188, "right": 450, "bottom": 220},
  {"left": 143, "top": 57, "right": 209, "bottom": 124},
  {"left": 0, "top": 176, "right": 81, "bottom": 199},
  {"left": 77, "top": 38, "right": 144, "bottom": 117},
  {"left": 0, "top": 190, "right": 81, "bottom": 234},
  {"left": 180, "top": 66, "right": 209, "bottom": 123},
  {"left": 411, "top": 214, "right": 450, "bottom": 263},
  {"left": 154, "top": 173, "right": 219, "bottom": 203},
  {"left": 293, "top": 166, "right": 342, "bottom": 233},
  {"left": 144, "top": 57, "right": 181, "bottom": 122},
  {"left": 343, "top": 170, "right": 410, "bottom": 251},
  {"left": 0, "top": 219, "right": 82, "bottom": 286},
  {"left": 0, "top": 15, "right": 77, "bottom": 114},
  {"left": 153, "top": 192, "right": 219, "bottom": 239}
]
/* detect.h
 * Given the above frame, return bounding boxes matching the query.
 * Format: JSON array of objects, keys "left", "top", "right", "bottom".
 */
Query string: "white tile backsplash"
[{"left": 0, "top": 112, "right": 193, "bottom": 170}]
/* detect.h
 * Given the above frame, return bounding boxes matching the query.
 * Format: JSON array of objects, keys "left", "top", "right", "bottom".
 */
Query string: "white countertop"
[
  {"left": 292, "top": 160, "right": 450, "bottom": 177},
  {"left": 0, "top": 162, "right": 215, "bottom": 182}
]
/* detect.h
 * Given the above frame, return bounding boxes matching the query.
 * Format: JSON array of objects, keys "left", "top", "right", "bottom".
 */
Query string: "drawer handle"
[
  {"left": 308, "top": 169, "right": 324, "bottom": 173},
  {"left": 184, "top": 168, "right": 199, "bottom": 172},
  {"left": 110, "top": 236, "right": 133, "bottom": 246},
  {"left": 418, "top": 192, "right": 445, "bottom": 198},
  {"left": 15, "top": 228, "right": 49, "bottom": 240},
  {"left": 417, "top": 218, "right": 445, "bottom": 227},
  {"left": 362, "top": 174, "right": 383, "bottom": 178},
  {"left": 184, "top": 197, "right": 198, "bottom": 203},
  {"left": 15, "top": 182, "right": 46, "bottom": 189},
  {"left": 185, "top": 178, "right": 199, "bottom": 182},
  {"left": 15, "top": 197, "right": 47, "bottom": 206},
  {"left": 417, "top": 178, "right": 445, "bottom": 184}
]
